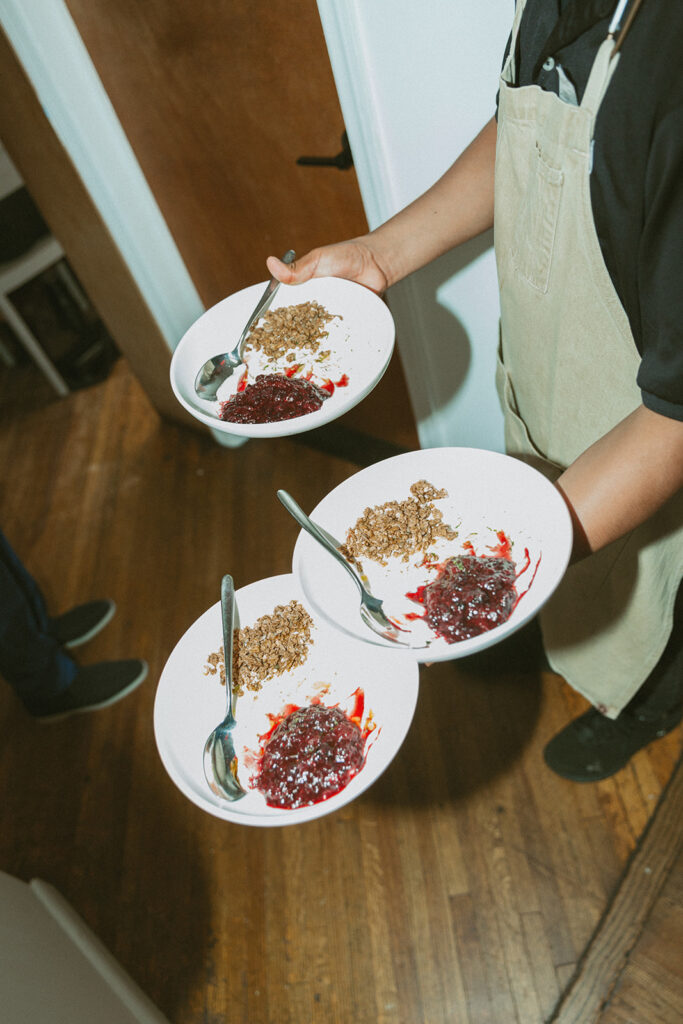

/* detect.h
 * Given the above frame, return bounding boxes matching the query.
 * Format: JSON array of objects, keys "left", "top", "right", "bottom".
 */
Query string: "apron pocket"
[
  {"left": 495, "top": 337, "right": 564, "bottom": 479},
  {"left": 510, "top": 143, "right": 564, "bottom": 294}
]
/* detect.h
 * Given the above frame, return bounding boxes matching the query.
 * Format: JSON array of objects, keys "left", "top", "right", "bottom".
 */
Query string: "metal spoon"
[
  {"left": 194, "top": 249, "right": 297, "bottom": 400},
  {"left": 277, "top": 490, "right": 429, "bottom": 650},
  {"left": 203, "top": 574, "right": 246, "bottom": 800}
]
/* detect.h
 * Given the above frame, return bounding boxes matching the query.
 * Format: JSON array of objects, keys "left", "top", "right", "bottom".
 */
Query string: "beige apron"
[{"left": 494, "top": 0, "right": 683, "bottom": 717}]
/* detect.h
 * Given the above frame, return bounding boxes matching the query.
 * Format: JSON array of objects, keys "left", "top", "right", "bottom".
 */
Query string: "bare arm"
[
  {"left": 556, "top": 404, "right": 683, "bottom": 561},
  {"left": 366, "top": 115, "right": 497, "bottom": 286},
  {"left": 267, "top": 117, "right": 498, "bottom": 290}
]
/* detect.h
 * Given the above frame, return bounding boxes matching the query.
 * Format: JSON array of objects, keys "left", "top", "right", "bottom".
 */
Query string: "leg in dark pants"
[
  {"left": 0, "top": 529, "right": 76, "bottom": 708},
  {"left": 0, "top": 529, "right": 147, "bottom": 719}
]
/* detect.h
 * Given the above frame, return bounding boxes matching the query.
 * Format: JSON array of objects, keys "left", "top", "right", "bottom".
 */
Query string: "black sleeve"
[{"left": 636, "top": 106, "right": 683, "bottom": 422}]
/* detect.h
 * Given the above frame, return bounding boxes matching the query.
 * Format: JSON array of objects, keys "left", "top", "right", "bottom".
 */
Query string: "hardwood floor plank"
[
  {"left": 449, "top": 892, "right": 496, "bottom": 1024},
  {"left": 598, "top": 846, "right": 683, "bottom": 1024},
  {"left": 550, "top": 757, "right": 683, "bottom": 1024},
  {"left": 453, "top": 798, "right": 521, "bottom": 1022},
  {"left": 357, "top": 813, "right": 401, "bottom": 1023},
  {"left": 520, "top": 910, "right": 563, "bottom": 1020},
  {"left": 601, "top": 960, "right": 683, "bottom": 1024}
]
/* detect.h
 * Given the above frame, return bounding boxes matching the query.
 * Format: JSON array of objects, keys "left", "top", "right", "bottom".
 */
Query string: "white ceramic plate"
[
  {"left": 154, "top": 574, "right": 419, "bottom": 826},
  {"left": 292, "top": 448, "right": 573, "bottom": 663},
  {"left": 170, "top": 277, "right": 395, "bottom": 438}
]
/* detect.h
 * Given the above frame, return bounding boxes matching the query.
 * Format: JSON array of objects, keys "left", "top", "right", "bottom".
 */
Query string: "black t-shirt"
[{"left": 502, "top": 0, "right": 683, "bottom": 421}]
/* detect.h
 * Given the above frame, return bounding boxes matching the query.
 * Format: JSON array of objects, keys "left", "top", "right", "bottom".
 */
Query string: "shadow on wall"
[{"left": 388, "top": 229, "right": 499, "bottom": 438}]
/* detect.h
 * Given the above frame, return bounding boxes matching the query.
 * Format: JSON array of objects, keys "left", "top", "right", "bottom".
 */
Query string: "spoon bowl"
[
  {"left": 202, "top": 574, "right": 247, "bottom": 800},
  {"left": 277, "top": 490, "right": 428, "bottom": 650},
  {"left": 194, "top": 250, "right": 296, "bottom": 401}
]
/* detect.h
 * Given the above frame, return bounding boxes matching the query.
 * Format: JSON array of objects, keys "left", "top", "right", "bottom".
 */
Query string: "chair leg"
[
  {"left": 53, "top": 259, "right": 90, "bottom": 315},
  {"left": 0, "top": 293, "right": 70, "bottom": 397},
  {"left": 0, "top": 328, "right": 16, "bottom": 367}
]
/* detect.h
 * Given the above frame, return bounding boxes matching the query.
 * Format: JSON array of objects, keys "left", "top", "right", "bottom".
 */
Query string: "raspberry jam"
[
  {"left": 410, "top": 554, "right": 517, "bottom": 643},
  {"left": 219, "top": 373, "right": 328, "bottom": 424},
  {"left": 256, "top": 704, "right": 365, "bottom": 809}
]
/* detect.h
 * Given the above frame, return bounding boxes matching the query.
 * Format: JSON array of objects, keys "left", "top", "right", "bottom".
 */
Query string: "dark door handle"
[{"left": 296, "top": 131, "right": 353, "bottom": 170}]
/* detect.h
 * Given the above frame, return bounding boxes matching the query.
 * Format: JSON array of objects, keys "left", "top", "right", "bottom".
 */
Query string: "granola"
[
  {"left": 244, "top": 301, "right": 340, "bottom": 362},
  {"left": 204, "top": 599, "right": 314, "bottom": 696},
  {"left": 343, "top": 479, "right": 457, "bottom": 566}
]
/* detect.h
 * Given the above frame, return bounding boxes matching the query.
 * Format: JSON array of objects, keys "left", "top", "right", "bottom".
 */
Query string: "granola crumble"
[
  {"left": 203, "top": 599, "right": 314, "bottom": 696},
  {"left": 343, "top": 479, "right": 457, "bottom": 566},
  {"left": 244, "top": 301, "right": 340, "bottom": 362}
]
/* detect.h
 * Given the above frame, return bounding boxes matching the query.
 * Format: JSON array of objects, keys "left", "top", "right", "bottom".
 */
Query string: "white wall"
[{"left": 317, "top": 0, "right": 513, "bottom": 451}]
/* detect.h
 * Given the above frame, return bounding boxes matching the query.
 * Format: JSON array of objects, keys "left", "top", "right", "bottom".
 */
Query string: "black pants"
[
  {"left": 627, "top": 580, "right": 683, "bottom": 720},
  {"left": 0, "top": 530, "right": 76, "bottom": 705}
]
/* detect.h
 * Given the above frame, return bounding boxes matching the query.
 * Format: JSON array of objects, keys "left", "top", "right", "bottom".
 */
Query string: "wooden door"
[{"left": 63, "top": 0, "right": 419, "bottom": 449}]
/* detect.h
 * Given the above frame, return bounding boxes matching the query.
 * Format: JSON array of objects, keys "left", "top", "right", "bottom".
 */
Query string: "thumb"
[{"left": 266, "top": 252, "right": 313, "bottom": 285}]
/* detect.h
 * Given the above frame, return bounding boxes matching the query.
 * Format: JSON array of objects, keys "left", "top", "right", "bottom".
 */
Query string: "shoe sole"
[
  {"left": 36, "top": 661, "right": 148, "bottom": 723},
  {"left": 63, "top": 600, "right": 117, "bottom": 649}
]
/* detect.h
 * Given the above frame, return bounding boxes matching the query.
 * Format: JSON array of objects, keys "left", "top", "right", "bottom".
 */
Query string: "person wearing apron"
[{"left": 267, "top": 0, "right": 683, "bottom": 781}]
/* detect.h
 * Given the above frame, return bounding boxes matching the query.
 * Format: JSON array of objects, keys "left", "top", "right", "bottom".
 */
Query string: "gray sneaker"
[
  {"left": 31, "top": 659, "right": 148, "bottom": 721},
  {"left": 50, "top": 599, "right": 117, "bottom": 649}
]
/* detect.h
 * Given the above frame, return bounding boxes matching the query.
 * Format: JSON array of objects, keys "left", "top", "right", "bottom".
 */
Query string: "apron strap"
[
  {"left": 501, "top": 0, "right": 531, "bottom": 85},
  {"left": 580, "top": 37, "right": 619, "bottom": 120}
]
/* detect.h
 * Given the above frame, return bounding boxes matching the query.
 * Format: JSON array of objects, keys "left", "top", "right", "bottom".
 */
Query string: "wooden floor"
[
  {"left": 0, "top": 358, "right": 681, "bottom": 1024},
  {"left": 600, "top": 845, "right": 683, "bottom": 1024}
]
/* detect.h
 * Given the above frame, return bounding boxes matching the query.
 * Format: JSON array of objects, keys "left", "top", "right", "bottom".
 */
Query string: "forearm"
[
  {"left": 368, "top": 116, "right": 498, "bottom": 287},
  {"left": 556, "top": 404, "right": 683, "bottom": 561}
]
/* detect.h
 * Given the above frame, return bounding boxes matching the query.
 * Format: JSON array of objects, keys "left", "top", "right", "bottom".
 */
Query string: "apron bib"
[{"left": 494, "top": 0, "right": 683, "bottom": 716}]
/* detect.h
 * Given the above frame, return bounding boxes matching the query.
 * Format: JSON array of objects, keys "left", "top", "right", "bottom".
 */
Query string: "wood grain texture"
[
  {"left": 0, "top": 359, "right": 680, "bottom": 1024},
  {"left": 63, "top": 0, "right": 370, "bottom": 306},
  {"left": 550, "top": 756, "right": 683, "bottom": 1024},
  {"left": 598, "top": 847, "right": 683, "bottom": 1024}
]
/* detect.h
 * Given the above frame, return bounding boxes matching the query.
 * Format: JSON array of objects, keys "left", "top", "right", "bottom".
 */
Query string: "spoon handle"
[
  {"left": 234, "top": 249, "right": 296, "bottom": 356},
  {"left": 220, "top": 574, "right": 237, "bottom": 727},
  {"left": 277, "top": 490, "right": 364, "bottom": 600}
]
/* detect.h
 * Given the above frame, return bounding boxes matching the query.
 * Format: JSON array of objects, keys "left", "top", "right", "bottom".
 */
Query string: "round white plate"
[
  {"left": 154, "top": 574, "right": 419, "bottom": 825},
  {"left": 170, "top": 277, "right": 395, "bottom": 438},
  {"left": 292, "top": 448, "right": 573, "bottom": 663}
]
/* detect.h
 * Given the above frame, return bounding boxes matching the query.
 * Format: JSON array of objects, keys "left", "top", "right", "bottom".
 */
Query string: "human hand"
[{"left": 266, "top": 238, "right": 390, "bottom": 294}]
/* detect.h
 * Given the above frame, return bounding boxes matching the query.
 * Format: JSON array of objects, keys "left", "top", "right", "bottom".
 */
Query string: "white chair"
[
  {"left": 0, "top": 234, "right": 75, "bottom": 396},
  {"left": 0, "top": 870, "right": 171, "bottom": 1024},
  {"left": 0, "top": 142, "right": 79, "bottom": 397}
]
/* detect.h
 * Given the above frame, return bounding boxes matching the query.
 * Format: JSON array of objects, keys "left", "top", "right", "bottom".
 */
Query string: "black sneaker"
[
  {"left": 30, "top": 659, "right": 148, "bottom": 721},
  {"left": 543, "top": 703, "right": 683, "bottom": 782},
  {"left": 51, "top": 599, "right": 116, "bottom": 649}
]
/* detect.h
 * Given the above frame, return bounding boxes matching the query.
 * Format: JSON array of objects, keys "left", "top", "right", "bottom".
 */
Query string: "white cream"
[{"left": 215, "top": 363, "right": 248, "bottom": 404}]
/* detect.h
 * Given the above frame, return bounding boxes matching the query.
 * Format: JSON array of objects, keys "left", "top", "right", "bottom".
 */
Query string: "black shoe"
[
  {"left": 30, "top": 659, "right": 147, "bottom": 721},
  {"left": 543, "top": 703, "right": 683, "bottom": 782},
  {"left": 50, "top": 599, "right": 116, "bottom": 649}
]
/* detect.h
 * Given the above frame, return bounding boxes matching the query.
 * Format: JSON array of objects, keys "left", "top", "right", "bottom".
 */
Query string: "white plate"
[
  {"left": 170, "top": 277, "right": 395, "bottom": 438},
  {"left": 292, "top": 448, "right": 573, "bottom": 663},
  {"left": 154, "top": 574, "right": 419, "bottom": 825}
]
